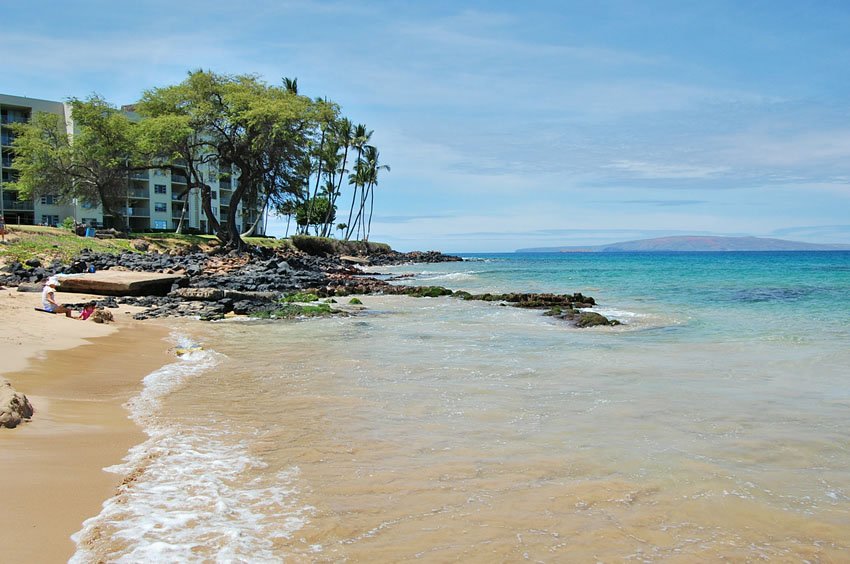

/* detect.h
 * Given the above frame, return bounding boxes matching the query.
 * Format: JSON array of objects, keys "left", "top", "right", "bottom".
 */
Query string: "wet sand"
[{"left": 0, "top": 288, "right": 173, "bottom": 562}]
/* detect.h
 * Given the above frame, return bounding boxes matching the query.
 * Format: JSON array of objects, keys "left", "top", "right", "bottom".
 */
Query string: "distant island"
[{"left": 517, "top": 236, "right": 850, "bottom": 253}]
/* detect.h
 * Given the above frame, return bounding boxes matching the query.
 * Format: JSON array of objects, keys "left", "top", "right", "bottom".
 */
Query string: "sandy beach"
[{"left": 0, "top": 288, "right": 173, "bottom": 562}]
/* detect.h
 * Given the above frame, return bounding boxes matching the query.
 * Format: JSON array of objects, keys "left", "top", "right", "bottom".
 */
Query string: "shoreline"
[{"left": 0, "top": 289, "right": 174, "bottom": 562}]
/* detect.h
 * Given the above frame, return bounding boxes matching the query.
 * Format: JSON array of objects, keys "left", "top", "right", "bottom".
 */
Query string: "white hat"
[{"left": 47, "top": 276, "right": 60, "bottom": 286}]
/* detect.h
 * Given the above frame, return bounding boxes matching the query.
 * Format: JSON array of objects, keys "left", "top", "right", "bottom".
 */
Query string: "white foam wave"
[
  {"left": 586, "top": 307, "right": 646, "bottom": 321},
  {"left": 416, "top": 271, "right": 477, "bottom": 282},
  {"left": 71, "top": 333, "right": 311, "bottom": 563}
]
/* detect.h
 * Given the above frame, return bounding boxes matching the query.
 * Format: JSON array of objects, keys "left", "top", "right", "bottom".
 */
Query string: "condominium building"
[
  {"left": 0, "top": 93, "right": 264, "bottom": 234},
  {"left": 1, "top": 94, "right": 76, "bottom": 226}
]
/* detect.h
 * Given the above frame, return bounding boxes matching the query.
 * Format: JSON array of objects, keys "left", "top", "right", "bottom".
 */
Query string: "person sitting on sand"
[
  {"left": 78, "top": 301, "right": 96, "bottom": 321},
  {"left": 41, "top": 277, "right": 73, "bottom": 317}
]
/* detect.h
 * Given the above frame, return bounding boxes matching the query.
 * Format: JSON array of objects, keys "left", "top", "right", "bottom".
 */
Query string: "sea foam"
[{"left": 70, "top": 334, "right": 311, "bottom": 563}]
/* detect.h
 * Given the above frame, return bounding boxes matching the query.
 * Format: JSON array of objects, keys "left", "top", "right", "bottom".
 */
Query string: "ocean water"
[{"left": 72, "top": 252, "right": 850, "bottom": 562}]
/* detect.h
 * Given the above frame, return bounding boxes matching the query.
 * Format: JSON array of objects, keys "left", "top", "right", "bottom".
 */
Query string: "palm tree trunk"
[
  {"left": 366, "top": 181, "right": 375, "bottom": 242},
  {"left": 306, "top": 130, "right": 325, "bottom": 232},
  {"left": 322, "top": 145, "right": 349, "bottom": 236},
  {"left": 344, "top": 184, "right": 359, "bottom": 240}
]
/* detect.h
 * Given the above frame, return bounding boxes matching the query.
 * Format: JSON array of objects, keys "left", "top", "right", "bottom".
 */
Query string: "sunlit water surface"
[{"left": 73, "top": 252, "right": 850, "bottom": 562}]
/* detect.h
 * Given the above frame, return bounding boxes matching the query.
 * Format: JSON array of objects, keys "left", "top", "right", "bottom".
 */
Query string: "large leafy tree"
[
  {"left": 135, "top": 77, "right": 224, "bottom": 234},
  {"left": 216, "top": 74, "right": 316, "bottom": 247},
  {"left": 137, "top": 70, "right": 315, "bottom": 248},
  {"left": 10, "top": 95, "right": 138, "bottom": 229}
]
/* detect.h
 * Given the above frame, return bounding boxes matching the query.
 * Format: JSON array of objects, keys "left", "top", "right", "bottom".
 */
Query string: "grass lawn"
[{"left": 0, "top": 225, "right": 290, "bottom": 265}]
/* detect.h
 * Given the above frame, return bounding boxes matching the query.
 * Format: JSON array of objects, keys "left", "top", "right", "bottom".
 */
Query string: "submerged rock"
[{"left": 574, "top": 311, "right": 621, "bottom": 328}]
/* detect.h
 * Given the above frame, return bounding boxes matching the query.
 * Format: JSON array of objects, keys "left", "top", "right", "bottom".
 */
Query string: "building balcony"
[
  {"left": 1, "top": 158, "right": 12, "bottom": 168},
  {"left": 1, "top": 115, "right": 29, "bottom": 125},
  {"left": 1, "top": 199, "right": 34, "bottom": 211},
  {"left": 129, "top": 189, "right": 150, "bottom": 199},
  {"left": 1, "top": 134, "right": 15, "bottom": 146},
  {"left": 126, "top": 207, "right": 150, "bottom": 217},
  {"left": 129, "top": 171, "right": 149, "bottom": 180},
  {"left": 172, "top": 174, "right": 188, "bottom": 184},
  {"left": 218, "top": 179, "right": 232, "bottom": 190}
]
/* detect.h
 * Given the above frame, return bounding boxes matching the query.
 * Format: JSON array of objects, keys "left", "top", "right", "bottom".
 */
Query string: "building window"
[
  {"left": 41, "top": 215, "right": 59, "bottom": 226},
  {"left": 40, "top": 194, "right": 57, "bottom": 205},
  {"left": 81, "top": 217, "right": 98, "bottom": 227},
  {"left": 211, "top": 191, "right": 217, "bottom": 200},
  {"left": 154, "top": 184, "right": 167, "bottom": 194},
  {"left": 154, "top": 203, "right": 167, "bottom": 213},
  {"left": 153, "top": 220, "right": 167, "bottom": 229},
  {"left": 212, "top": 206, "right": 218, "bottom": 215}
]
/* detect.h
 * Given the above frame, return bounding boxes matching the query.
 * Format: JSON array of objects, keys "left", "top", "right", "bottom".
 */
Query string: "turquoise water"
[
  {"left": 405, "top": 251, "right": 850, "bottom": 339},
  {"left": 73, "top": 251, "right": 850, "bottom": 561}
]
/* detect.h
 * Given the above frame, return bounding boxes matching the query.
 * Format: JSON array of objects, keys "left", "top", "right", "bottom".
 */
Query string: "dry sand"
[{"left": 0, "top": 287, "right": 174, "bottom": 563}]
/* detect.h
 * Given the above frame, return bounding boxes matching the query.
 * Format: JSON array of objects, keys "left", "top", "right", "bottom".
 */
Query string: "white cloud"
[
  {"left": 716, "top": 128, "right": 850, "bottom": 167},
  {"left": 604, "top": 159, "right": 728, "bottom": 179}
]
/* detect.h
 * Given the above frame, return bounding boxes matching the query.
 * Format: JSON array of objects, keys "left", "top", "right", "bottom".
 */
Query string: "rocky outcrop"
[
  {"left": 58, "top": 271, "right": 186, "bottom": 296},
  {"left": 0, "top": 379, "right": 34, "bottom": 429},
  {"left": 171, "top": 287, "right": 277, "bottom": 301},
  {"left": 1, "top": 241, "right": 619, "bottom": 327},
  {"left": 367, "top": 250, "right": 463, "bottom": 266}
]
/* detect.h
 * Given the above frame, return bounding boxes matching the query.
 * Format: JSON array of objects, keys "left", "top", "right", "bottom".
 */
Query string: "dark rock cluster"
[
  {"left": 367, "top": 250, "right": 463, "bottom": 266},
  {"left": 2, "top": 245, "right": 618, "bottom": 326}
]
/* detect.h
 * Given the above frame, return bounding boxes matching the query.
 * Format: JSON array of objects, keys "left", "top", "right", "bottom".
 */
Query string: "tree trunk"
[
  {"left": 322, "top": 145, "right": 349, "bottom": 237},
  {"left": 222, "top": 178, "right": 249, "bottom": 249},
  {"left": 366, "top": 181, "right": 375, "bottom": 242},
  {"left": 97, "top": 184, "right": 126, "bottom": 232},
  {"left": 175, "top": 188, "right": 190, "bottom": 234},
  {"left": 305, "top": 129, "right": 325, "bottom": 233},
  {"left": 241, "top": 189, "right": 271, "bottom": 237},
  {"left": 344, "top": 184, "right": 360, "bottom": 240},
  {"left": 200, "top": 184, "right": 221, "bottom": 236}
]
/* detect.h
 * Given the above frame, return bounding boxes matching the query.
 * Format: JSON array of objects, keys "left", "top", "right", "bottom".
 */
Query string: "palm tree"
[
  {"left": 345, "top": 159, "right": 368, "bottom": 240},
  {"left": 321, "top": 117, "right": 353, "bottom": 236},
  {"left": 344, "top": 124, "right": 372, "bottom": 239},
  {"left": 305, "top": 98, "right": 336, "bottom": 234},
  {"left": 348, "top": 146, "right": 389, "bottom": 241},
  {"left": 363, "top": 146, "right": 390, "bottom": 241},
  {"left": 282, "top": 77, "right": 298, "bottom": 94}
]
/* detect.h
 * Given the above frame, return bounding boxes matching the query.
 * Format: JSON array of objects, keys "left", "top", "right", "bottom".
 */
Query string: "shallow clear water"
[{"left": 73, "top": 252, "right": 850, "bottom": 561}]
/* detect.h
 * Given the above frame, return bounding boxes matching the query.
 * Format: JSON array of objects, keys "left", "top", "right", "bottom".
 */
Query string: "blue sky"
[{"left": 4, "top": 0, "right": 850, "bottom": 251}]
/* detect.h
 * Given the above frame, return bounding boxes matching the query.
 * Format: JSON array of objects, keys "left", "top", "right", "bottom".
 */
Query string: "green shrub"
[
  {"left": 288, "top": 235, "right": 393, "bottom": 257},
  {"left": 62, "top": 217, "right": 76, "bottom": 231},
  {"left": 348, "top": 297, "right": 363, "bottom": 305},
  {"left": 291, "top": 235, "right": 337, "bottom": 256}
]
